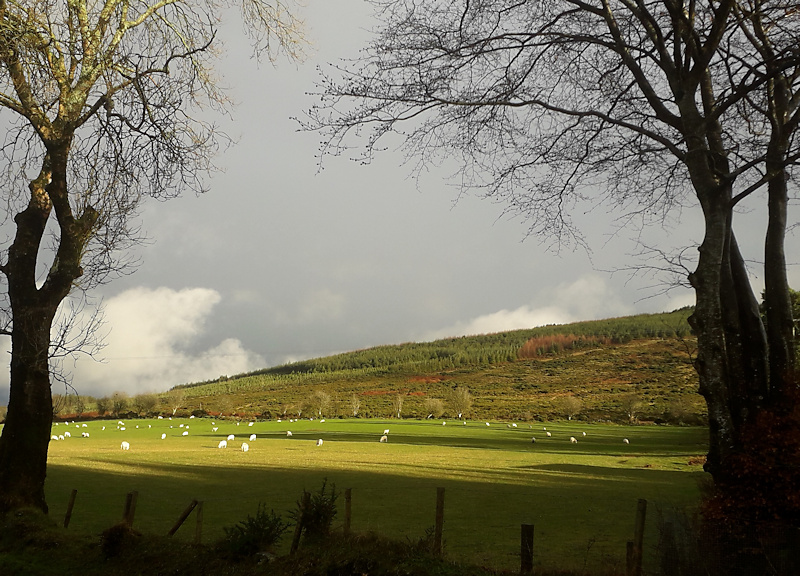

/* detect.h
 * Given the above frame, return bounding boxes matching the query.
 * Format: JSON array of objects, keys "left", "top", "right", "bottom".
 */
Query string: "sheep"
[
  {"left": 442, "top": 421, "right": 447, "bottom": 425},
  {"left": 179, "top": 424, "right": 184, "bottom": 428},
  {"left": 218, "top": 440, "right": 227, "bottom": 449},
  {"left": 546, "top": 431, "right": 552, "bottom": 437},
  {"left": 81, "top": 423, "right": 88, "bottom": 428},
  {"left": 512, "top": 423, "right": 518, "bottom": 428},
  {"left": 118, "top": 421, "right": 125, "bottom": 426},
  {"left": 379, "top": 435, "right": 388, "bottom": 443},
  {"left": 384, "top": 429, "right": 390, "bottom": 435},
  {"left": 582, "top": 432, "right": 586, "bottom": 436},
  {"left": 158, "top": 415, "right": 163, "bottom": 419},
  {"left": 81, "top": 432, "right": 90, "bottom": 438},
  {"left": 64, "top": 431, "right": 71, "bottom": 438},
  {"left": 249, "top": 434, "right": 256, "bottom": 442},
  {"left": 531, "top": 437, "right": 536, "bottom": 443},
  {"left": 248, "top": 421, "right": 254, "bottom": 427},
  {"left": 120, "top": 427, "right": 126, "bottom": 431},
  {"left": 286, "top": 431, "right": 292, "bottom": 437},
  {"left": 51, "top": 435, "right": 58, "bottom": 441},
  {"left": 485, "top": 422, "right": 490, "bottom": 426},
  {"left": 623, "top": 438, "right": 630, "bottom": 444},
  {"left": 570, "top": 436, "right": 578, "bottom": 443},
  {"left": 58, "top": 435, "right": 65, "bottom": 441},
  {"left": 121, "top": 441, "right": 130, "bottom": 450},
  {"left": 227, "top": 434, "right": 235, "bottom": 441},
  {"left": 182, "top": 431, "right": 189, "bottom": 436},
  {"left": 212, "top": 427, "right": 219, "bottom": 432},
  {"left": 161, "top": 433, "right": 167, "bottom": 440},
  {"left": 320, "top": 419, "right": 325, "bottom": 423},
  {"left": 316, "top": 439, "right": 323, "bottom": 447},
  {"left": 241, "top": 442, "right": 249, "bottom": 452},
  {"left": 101, "top": 426, "right": 105, "bottom": 431}
]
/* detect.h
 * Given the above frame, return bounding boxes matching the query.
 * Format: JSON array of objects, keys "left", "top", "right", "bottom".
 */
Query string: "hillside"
[{"left": 175, "top": 308, "right": 705, "bottom": 424}]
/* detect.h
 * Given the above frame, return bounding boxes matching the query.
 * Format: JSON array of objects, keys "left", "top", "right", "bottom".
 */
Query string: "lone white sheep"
[
  {"left": 241, "top": 442, "right": 249, "bottom": 452},
  {"left": 570, "top": 436, "right": 578, "bottom": 443},
  {"left": 286, "top": 431, "right": 292, "bottom": 437},
  {"left": 485, "top": 422, "right": 490, "bottom": 426},
  {"left": 212, "top": 427, "right": 219, "bottom": 432},
  {"left": 218, "top": 440, "right": 227, "bottom": 449},
  {"left": 121, "top": 441, "right": 130, "bottom": 450},
  {"left": 546, "top": 431, "right": 552, "bottom": 437},
  {"left": 249, "top": 434, "right": 257, "bottom": 442},
  {"left": 531, "top": 437, "right": 536, "bottom": 443},
  {"left": 227, "top": 434, "right": 235, "bottom": 441},
  {"left": 161, "top": 433, "right": 167, "bottom": 440},
  {"left": 248, "top": 421, "right": 254, "bottom": 427},
  {"left": 379, "top": 435, "right": 388, "bottom": 443},
  {"left": 623, "top": 438, "right": 630, "bottom": 444},
  {"left": 316, "top": 439, "right": 323, "bottom": 447},
  {"left": 182, "top": 431, "right": 189, "bottom": 436}
]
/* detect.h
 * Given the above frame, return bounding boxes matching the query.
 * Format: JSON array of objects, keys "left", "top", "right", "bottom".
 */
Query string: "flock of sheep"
[{"left": 51, "top": 418, "right": 630, "bottom": 451}]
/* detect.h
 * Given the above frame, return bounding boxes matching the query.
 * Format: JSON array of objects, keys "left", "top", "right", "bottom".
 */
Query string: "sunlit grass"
[{"left": 45, "top": 417, "right": 708, "bottom": 573}]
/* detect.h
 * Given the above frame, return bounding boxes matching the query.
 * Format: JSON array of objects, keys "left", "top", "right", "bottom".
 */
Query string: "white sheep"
[
  {"left": 316, "top": 439, "right": 323, "bottom": 447},
  {"left": 51, "top": 435, "right": 58, "bottom": 441},
  {"left": 442, "top": 421, "right": 446, "bottom": 425},
  {"left": 120, "top": 427, "right": 126, "bottom": 431},
  {"left": 82, "top": 423, "right": 88, "bottom": 428},
  {"left": 320, "top": 419, "right": 325, "bottom": 423},
  {"left": 81, "top": 432, "right": 90, "bottom": 438},
  {"left": 379, "top": 435, "right": 388, "bottom": 443},
  {"left": 582, "top": 432, "right": 586, "bottom": 436},
  {"left": 531, "top": 437, "right": 536, "bottom": 443},
  {"left": 118, "top": 421, "right": 124, "bottom": 425},
  {"left": 241, "top": 442, "right": 249, "bottom": 452},
  {"left": 64, "top": 431, "right": 71, "bottom": 438},
  {"left": 546, "top": 431, "right": 552, "bottom": 437},
  {"left": 384, "top": 429, "right": 390, "bottom": 435},
  {"left": 485, "top": 422, "right": 490, "bottom": 426},
  {"left": 623, "top": 438, "right": 630, "bottom": 444},
  {"left": 182, "top": 431, "right": 189, "bottom": 436},
  {"left": 212, "top": 427, "right": 218, "bottom": 432},
  {"left": 58, "top": 435, "right": 65, "bottom": 441},
  {"left": 248, "top": 421, "right": 254, "bottom": 427},
  {"left": 121, "top": 441, "right": 130, "bottom": 450},
  {"left": 570, "top": 436, "right": 578, "bottom": 443},
  {"left": 218, "top": 440, "right": 227, "bottom": 449},
  {"left": 286, "top": 431, "right": 292, "bottom": 437},
  {"left": 227, "top": 434, "right": 235, "bottom": 441},
  {"left": 249, "top": 434, "right": 256, "bottom": 441},
  {"left": 161, "top": 433, "right": 167, "bottom": 440},
  {"left": 512, "top": 423, "right": 518, "bottom": 428}
]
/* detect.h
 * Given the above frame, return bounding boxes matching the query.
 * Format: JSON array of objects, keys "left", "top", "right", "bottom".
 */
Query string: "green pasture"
[{"left": 42, "top": 417, "right": 709, "bottom": 573}]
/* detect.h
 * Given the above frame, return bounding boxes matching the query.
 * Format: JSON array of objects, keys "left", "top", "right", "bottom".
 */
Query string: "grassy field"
[{"left": 43, "top": 416, "right": 709, "bottom": 574}]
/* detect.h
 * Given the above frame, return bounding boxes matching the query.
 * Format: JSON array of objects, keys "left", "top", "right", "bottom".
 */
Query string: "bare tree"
[
  {"left": 391, "top": 393, "right": 404, "bottom": 419},
  {"left": 0, "top": 0, "right": 306, "bottom": 513},
  {"left": 620, "top": 394, "right": 644, "bottom": 425},
  {"left": 165, "top": 388, "right": 186, "bottom": 417},
  {"left": 350, "top": 393, "right": 361, "bottom": 417},
  {"left": 306, "top": 0, "right": 798, "bottom": 493},
  {"left": 424, "top": 397, "right": 445, "bottom": 419},
  {"left": 311, "top": 390, "right": 332, "bottom": 418},
  {"left": 448, "top": 387, "right": 473, "bottom": 420}
]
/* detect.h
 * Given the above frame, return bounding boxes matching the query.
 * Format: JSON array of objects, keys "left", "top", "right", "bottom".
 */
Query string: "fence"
[{"left": 61, "top": 486, "right": 652, "bottom": 575}]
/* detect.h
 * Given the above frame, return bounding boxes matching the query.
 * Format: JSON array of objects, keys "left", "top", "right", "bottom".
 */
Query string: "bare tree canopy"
[
  {"left": 0, "top": 0, "right": 306, "bottom": 514},
  {"left": 306, "top": 0, "right": 798, "bottom": 515}
]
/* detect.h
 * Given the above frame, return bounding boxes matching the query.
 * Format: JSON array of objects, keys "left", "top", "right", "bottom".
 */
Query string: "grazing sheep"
[
  {"left": 379, "top": 435, "right": 388, "bottom": 443},
  {"left": 531, "top": 437, "right": 536, "bottom": 443},
  {"left": 58, "top": 435, "right": 65, "bottom": 441},
  {"left": 241, "top": 443, "right": 249, "bottom": 452},
  {"left": 570, "top": 436, "right": 578, "bottom": 443},
  {"left": 121, "top": 441, "right": 130, "bottom": 450},
  {"left": 248, "top": 421, "right": 254, "bottom": 427},
  {"left": 51, "top": 435, "right": 58, "bottom": 441},
  {"left": 512, "top": 423, "right": 517, "bottom": 428},
  {"left": 158, "top": 416, "right": 163, "bottom": 419},
  {"left": 320, "top": 419, "right": 325, "bottom": 423},
  {"left": 212, "top": 427, "right": 219, "bottom": 432},
  {"left": 179, "top": 424, "right": 184, "bottom": 428},
  {"left": 182, "top": 431, "right": 189, "bottom": 436},
  {"left": 286, "top": 431, "right": 292, "bottom": 437},
  {"left": 120, "top": 427, "right": 126, "bottom": 431},
  {"left": 442, "top": 421, "right": 446, "bottom": 425},
  {"left": 316, "top": 439, "right": 323, "bottom": 446},
  {"left": 101, "top": 426, "right": 105, "bottom": 431},
  {"left": 218, "top": 440, "right": 227, "bottom": 449},
  {"left": 82, "top": 423, "right": 88, "bottom": 428},
  {"left": 64, "top": 431, "right": 71, "bottom": 438},
  {"left": 546, "top": 431, "right": 552, "bottom": 437},
  {"left": 623, "top": 438, "right": 630, "bottom": 444},
  {"left": 249, "top": 434, "right": 256, "bottom": 442},
  {"left": 161, "top": 433, "right": 167, "bottom": 440},
  {"left": 582, "top": 432, "right": 586, "bottom": 436},
  {"left": 118, "top": 421, "right": 125, "bottom": 426},
  {"left": 384, "top": 429, "right": 390, "bottom": 435},
  {"left": 227, "top": 434, "right": 235, "bottom": 441},
  {"left": 485, "top": 422, "right": 490, "bottom": 426},
  {"left": 81, "top": 432, "right": 90, "bottom": 438}
]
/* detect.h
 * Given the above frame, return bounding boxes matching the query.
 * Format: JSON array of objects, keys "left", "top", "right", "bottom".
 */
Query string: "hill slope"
[{"left": 174, "top": 308, "right": 704, "bottom": 424}]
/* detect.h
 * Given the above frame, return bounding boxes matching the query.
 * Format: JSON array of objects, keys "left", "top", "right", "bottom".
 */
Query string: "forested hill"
[{"left": 173, "top": 308, "right": 703, "bottom": 424}]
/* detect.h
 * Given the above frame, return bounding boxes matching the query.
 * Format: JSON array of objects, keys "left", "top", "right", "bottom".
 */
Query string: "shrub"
[
  {"left": 221, "top": 503, "right": 288, "bottom": 557},
  {"left": 290, "top": 478, "right": 338, "bottom": 544}
]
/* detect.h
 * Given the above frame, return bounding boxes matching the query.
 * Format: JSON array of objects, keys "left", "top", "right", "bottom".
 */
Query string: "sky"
[{"left": 1, "top": 0, "right": 797, "bottom": 403}]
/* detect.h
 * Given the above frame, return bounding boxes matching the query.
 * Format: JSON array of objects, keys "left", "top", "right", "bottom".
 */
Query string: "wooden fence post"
[
  {"left": 520, "top": 524, "right": 534, "bottom": 574},
  {"left": 168, "top": 500, "right": 199, "bottom": 537},
  {"left": 194, "top": 501, "right": 204, "bottom": 545},
  {"left": 344, "top": 488, "right": 352, "bottom": 536},
  {"left": 123, "top": 491, "right": 138, "bottom": 528},
  {"left": 290, "top": 491, "right": 310, "bottom": 554},
  {"left": 433, "top": 487, "right": 445, "bottom": 556},
  {"left": 63, "top": 489, "right": 78, "bottom": 529},
  {"left": 630, "top": 499, "right": 647, "bottom": 576}
]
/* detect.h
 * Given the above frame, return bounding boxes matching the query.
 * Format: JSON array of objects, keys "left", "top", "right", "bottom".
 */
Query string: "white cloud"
[
  {"left": 65, "top": 287, "right": 264, "bottom": 397},
  {"left": 422, "top": 274, "right": 635, "bottom": 340}
]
